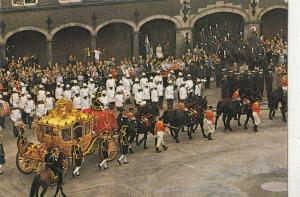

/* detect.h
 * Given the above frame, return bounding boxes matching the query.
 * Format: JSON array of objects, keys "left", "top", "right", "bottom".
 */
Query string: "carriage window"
[
  {"left": 85, "top": 122, "right": 90, "bottom": 134},
  {"left": 41, "top": 126, "right": 53, "bottom": 136},
  {"left": 61, "top": 128, "right": 71, "bottom": 142},
  {"left": 73, "top": 124, "right": 83, "bottom": 140}
]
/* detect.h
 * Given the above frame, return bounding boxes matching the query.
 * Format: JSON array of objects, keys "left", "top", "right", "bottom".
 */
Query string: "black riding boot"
[
  {"left": 163, "top": 145, "right": 168, "bottom": 150},
  {"left": 208, "top": 133, "right": 213, "bottom": 140},
  {"left": 156, "top": 147, "right": 161, "bottom": 153}
]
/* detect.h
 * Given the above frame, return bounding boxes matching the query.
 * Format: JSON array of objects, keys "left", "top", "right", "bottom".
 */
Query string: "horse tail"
[{"left": 29, "top": 174, "right": 40, "bottom": 197}]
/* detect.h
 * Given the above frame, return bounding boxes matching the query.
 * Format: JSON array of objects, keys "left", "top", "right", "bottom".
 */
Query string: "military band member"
[
  {"left": 72, "top": 138, "right": 83, "bottom": 177},
  {"left": 165, "top": 80, "right": 174, "bottom": 109},
  {"left": 154, "top": 117, "right": 169, "bottom": 153},
  {"left": 0, "top": 135, "right": 6, "bottom": 175},
  {"left": 205, "top": 106, "right": 215, "bottom": 140}
]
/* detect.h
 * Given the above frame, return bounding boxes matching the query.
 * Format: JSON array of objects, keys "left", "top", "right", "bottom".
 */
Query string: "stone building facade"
[{"left": 0, "top": 0, "right": 288, "bottom": 64}]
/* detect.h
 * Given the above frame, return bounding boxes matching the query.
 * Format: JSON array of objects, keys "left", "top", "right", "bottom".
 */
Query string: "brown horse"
[{"left": 29, "top": 152, "right": 67, "bottom": 197}]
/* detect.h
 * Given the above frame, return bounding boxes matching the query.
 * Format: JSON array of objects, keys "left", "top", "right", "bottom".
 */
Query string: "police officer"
[{"left": 72, "top": 138, "right": 83, "bottom": 177}]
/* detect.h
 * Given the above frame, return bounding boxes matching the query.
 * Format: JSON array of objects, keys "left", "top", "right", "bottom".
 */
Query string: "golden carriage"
[{"left": 16, "top": 99, "right": 119, "bottom": 174}]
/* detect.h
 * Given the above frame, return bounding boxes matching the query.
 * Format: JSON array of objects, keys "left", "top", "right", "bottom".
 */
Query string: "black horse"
[
  {"left": 161, "top": 96, "right": 206, "bottom": 143},
  {"left": 135, "top": 104, "right": 160, "bottom": 149},
  {"left": 268, "top": 87, "right": 288, "bottom": 122},
  {"left": 215, "top": 98, "right": 254, "bottom": 131},
  {"left": 117, "top": 104, "right": 160, "bottom": 150},
  {"left": 185, "top": 96, "right": 208, "bottom": 138}
]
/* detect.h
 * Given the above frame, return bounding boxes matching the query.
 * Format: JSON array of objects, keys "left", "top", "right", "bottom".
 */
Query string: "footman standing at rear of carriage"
[
  {"left": 0, "top": 135, "right": 6, "bottom": 175},
  {"left": 205, "top": 106, "right": 215, "bottom": 140},
  {"left": 72, "top": 138, "right": 83, "bottom": 177}
]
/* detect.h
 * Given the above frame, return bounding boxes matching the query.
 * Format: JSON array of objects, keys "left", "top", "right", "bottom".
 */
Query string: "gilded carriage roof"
[{"left": 37, "top": 99, "right": 93, "bottom": 127}]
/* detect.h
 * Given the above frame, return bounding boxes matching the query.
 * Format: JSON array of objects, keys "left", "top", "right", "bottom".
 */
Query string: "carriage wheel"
[
  {"left": 99, "top": 137, "right": 119, "bottom": 162},
  {"left": 16, "top": 152, "right": 39, "bottom": 174}
]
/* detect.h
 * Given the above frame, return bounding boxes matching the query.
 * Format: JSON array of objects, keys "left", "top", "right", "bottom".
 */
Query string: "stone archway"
[
  {"left": 139, "top": 18, "right": 177, "bottom": 57},
  {"left": 95, "top": 19, "right": 137, "bottom": 33},
  {"left": 96, "top": 22, "right": 134, "bottom": 60},
  {"left": 257, "top": 5, "right": 288, "bottom": 21},
  {"left": 137, "top": 15, "right": 181, "bottom": 31},
  {"left": 4, "top": 26, "right": 50, "bottom": 43},
  {"left": 190, "top": 6, "right": 250, "bottom": 28},
  {"left": 50, "top": 23, "right": 94, "bottom": 40},
  {"left": 260, "top": 8, "right": 288, "bottom": 39},
  {"left": 193, "top": 12, "right": 244, "bottom": 48},
  {"left": 52, "top": 26, "right": 92, "bottom": 64},
  {"left": 5, "top": 29, "right": 48, "bottom": 64}
]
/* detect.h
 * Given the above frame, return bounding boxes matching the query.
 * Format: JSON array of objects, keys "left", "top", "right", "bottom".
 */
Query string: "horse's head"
[{"left": 197, "top": 96, "right": 208, "bottom": 110}]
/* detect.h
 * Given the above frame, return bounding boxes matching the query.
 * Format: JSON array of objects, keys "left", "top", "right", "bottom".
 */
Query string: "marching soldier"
[
  {"left": 72, "top": 138, "right": 83, "bottom": 177},
  {"left": 143, "top": 83, "right": 151, "bottom": 105},
  {"left": 10, "top": 88, "right": 20, "bottom": 108},
  {"left": 81, "top": 95, "right": 91, "bottom": 110},
  {"left": 37, "top": 85, "right": 46, "bottom": 102},
  {"left": 165, "top": 80, "right": 174, "bottom": 109},
  {"left": 135, "top": 88, "right": 144, "bottom": 107},
  {"left": 0, "top": 135, "right": 6, "bottom": 175},
  {"left": 99, "top": 91, "right": 109, "bottom": 110},
  {"left": 154, "top": 117, "right": 169, "bottom": 153},
  {"left": 132, "top": 78, "right": 140, "bottom": 105},
  {"left": 80, "top": 83, "right": 89, "bottom": 99},
  {"left": 140, "top": 73, "right": 148, "bottom": 89},
  {"left": 205, "top": 106, "right": 215, "bottom": 140}
]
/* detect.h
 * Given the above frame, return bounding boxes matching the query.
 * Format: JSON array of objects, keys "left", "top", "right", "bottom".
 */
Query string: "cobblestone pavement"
[{"left": 0, "top": 85, "right": 287, "bottom": 197}]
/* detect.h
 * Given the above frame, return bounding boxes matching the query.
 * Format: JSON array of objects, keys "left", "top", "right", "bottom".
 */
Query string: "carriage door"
[{"left": 73, "top": 122, "right": 83, "bottom": 140}]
